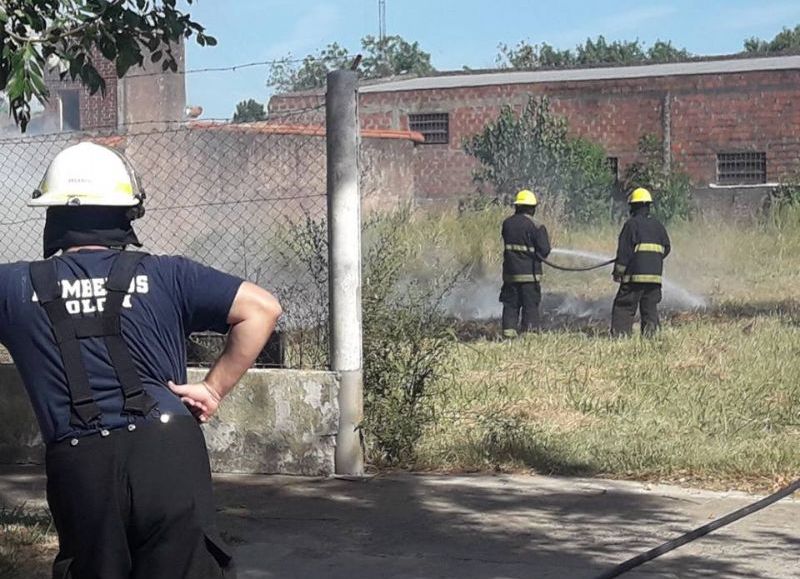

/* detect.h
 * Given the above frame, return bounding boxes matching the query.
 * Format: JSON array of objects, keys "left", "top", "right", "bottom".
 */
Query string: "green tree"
[
  {"left": 232, "top": 99, "right": 266, "bottom": 123},
  {"left": 622, "top": 134, "right": 693, "bottom": 223},
  {"left": 268, "top": 43, "right": 351, "bottom": 93},
  {"left": 496, "top": 36, "right": 690, "bottom": 70},
  {"left": 360, "top": 35, "right": 434, "bottom": 79},
  {"left": 495, "top": 41, "right": 574, "bottom": 69},
  {"left": 744, "top": 24, "right": 800, "bottom": 54},
  {"left": 464, "top": 96, "right": 615, "bottom": 224},
  {"left": 0, "top": 1, "right": 214, "bottom": 131},
  {"left": 647, "top": 40, "right": 690, "bottom": 63},
  {"left": 575, "top": 36, "right": 645, "bottom": 66},
  {"left": 268, "top": 35, "right": 434, "bottom": 93}
]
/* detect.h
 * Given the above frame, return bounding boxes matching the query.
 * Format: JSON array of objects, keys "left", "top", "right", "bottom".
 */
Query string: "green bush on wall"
[
  {"left": 622, "top": 134, "right": 693, "bottom": 224},
  {"left": 463, "top": 98, "right": 695, "bottom": 225},
  {"left": 463, "top": 96, "right": 616, "bottom": 224}
]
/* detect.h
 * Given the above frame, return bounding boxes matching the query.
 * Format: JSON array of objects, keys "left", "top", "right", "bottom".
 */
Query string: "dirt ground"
[{"left": 0, "top": 466, "right": 797, "bottom": 578}]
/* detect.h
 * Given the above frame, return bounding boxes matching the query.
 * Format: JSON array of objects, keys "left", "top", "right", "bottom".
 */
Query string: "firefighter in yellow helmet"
[
  {"left": 500, "top": 190, "right": 551, "bottom": 337},
  {"left": 610, "top": 187, "right": 671, "bottom": 337}
]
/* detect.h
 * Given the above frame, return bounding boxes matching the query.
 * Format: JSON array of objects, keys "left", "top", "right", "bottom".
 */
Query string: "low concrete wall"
[
  {"left": 204, "top": 368, "right": 338, "bottom": 475},
  {"left": 0, "top": 366, "right": 339, "bottom": 476},
  {"left": 0, "top": 365, "right": 43, "bottom": 465},
  {"left": 693, "top": 186, "right": 772, "bottom": 220}
]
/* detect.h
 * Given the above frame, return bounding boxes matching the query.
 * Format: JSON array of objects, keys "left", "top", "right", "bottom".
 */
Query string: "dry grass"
[
  {"left": 415, "top": 316, "right": 800, "bottom": 490},
  {"left": 404, "top": 207, "right": 800, "bottom": 305},
  {"left": 404, "top": 208, "right": 800, "bottom": 489},
  {"left": 0, "top": 506, "right": 56, "bottom": 579}
]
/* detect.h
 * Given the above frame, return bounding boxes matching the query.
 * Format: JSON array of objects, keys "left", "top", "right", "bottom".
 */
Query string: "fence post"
[{"left": 326, "top": 70, "right": 364, "bottom": 476}]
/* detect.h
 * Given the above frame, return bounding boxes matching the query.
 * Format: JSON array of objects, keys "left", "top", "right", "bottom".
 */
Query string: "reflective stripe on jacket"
[
  {"left": 501, "top": 213, "right": 551, "bottom": 283},
  {"left": 614, "top": 211, "right": 671, "bottom": 285}
]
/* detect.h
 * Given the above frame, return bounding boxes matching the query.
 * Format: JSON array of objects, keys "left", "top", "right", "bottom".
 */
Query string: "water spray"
[{"left": 547, "top": 248, "right": 708, "bottom": 310}]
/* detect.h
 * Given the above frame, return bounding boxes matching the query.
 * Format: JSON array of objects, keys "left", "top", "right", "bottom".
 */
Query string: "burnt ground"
[{"left": 450, "top": 294, "right": 800, "bottom": 342}]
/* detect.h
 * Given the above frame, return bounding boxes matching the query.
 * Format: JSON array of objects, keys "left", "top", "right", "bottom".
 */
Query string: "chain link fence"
[{"left": 0, "top": 103, "right": 330, "bottom": 369}]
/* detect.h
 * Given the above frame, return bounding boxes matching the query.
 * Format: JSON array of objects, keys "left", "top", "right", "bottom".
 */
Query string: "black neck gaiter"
[{"left": 43, "top": 207, "right": 142, "bottom": 258}]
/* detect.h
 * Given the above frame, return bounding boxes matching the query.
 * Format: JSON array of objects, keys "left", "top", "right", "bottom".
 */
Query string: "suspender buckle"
[
  {"left": 122, "top": 388, "right": 158, "bottom": 417},
  {"left": 69, "top": 397, "right": 103, "bottom": 428}
]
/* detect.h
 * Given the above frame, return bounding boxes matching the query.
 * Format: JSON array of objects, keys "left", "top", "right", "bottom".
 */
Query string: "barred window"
[
  {"left": 716, "top": 152, "right": 766, "bottom": 185},
  {"left": 408, "top": 113, "right": 449, "bottom": 144},
  {"left": 606, "top": 157, "right": 619, "bottom": 181}
]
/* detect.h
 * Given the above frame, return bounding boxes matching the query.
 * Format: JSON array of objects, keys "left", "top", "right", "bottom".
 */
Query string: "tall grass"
[
  {"left": 276, "top": 205, "right": 799, "bottom": 486},
  {"left": 415, "top": 316, "right": 800, "bottom": 488},
  {"left": 389, "top": 207, "right": 800, "bottom": 487},
  {"left": 401, "top": 206, "right": 800, "bottom": 306}
]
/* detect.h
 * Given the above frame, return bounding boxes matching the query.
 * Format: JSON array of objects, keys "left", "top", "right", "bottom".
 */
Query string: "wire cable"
[{"left": 125, "top": 56, "right": 337, "bottom": 78}]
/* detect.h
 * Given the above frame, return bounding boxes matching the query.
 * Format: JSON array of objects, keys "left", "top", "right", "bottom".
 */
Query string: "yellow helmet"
[
  {"left": 628, "top": 187, "right": 653, "bottom": 204},
  {"left": 514, "top": 189, "right": 538, "bottom": 206}
]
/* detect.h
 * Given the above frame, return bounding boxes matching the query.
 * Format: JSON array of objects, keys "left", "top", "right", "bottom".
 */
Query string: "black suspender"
[
  {"left": 29, "top": 251, "right": 157, "bottom": 428},
  {"left": 30, "top": 260, "right": 102, "bottom": 427},
  {"left": 104, "top": 253, "right": 158, "bottom": 417}
]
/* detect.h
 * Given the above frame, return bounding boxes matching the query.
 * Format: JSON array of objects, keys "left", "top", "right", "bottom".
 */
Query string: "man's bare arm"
[{"left": 169, "top": 282, "right": 282, "bottom": 421}]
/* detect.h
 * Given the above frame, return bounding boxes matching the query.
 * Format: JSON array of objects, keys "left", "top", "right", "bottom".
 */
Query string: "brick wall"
[
  {"left": 45, "top": 53, "right": 118, "bottom": 130},
  {"left": 272, "top": 67, "right": 800, "bottom": 204},
  {"left": 41, "top": 44, "right": 186, "bottom": 133}
]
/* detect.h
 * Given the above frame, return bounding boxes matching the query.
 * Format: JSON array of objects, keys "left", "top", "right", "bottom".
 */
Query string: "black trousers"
[
  {"left": 611, "top": 283, "right": 662, "bottom": 337},
  {"left": 46, "top": 416, "right": 235, "bottom": 579},
  {"left": 500, "top": 282, "right": 542, "bottom": 336}
]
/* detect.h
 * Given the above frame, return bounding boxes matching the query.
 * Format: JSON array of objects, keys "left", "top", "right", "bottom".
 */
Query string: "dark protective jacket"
[
  {"left": 501, "top": 213, "right": 551, "bottom": 283},
  {"left": 613, "top": 210, "right": 671, "bottom": 284}
]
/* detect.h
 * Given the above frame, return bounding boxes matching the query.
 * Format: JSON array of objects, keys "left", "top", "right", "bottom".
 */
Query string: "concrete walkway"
[{"left": 1, "top": 466, "right": 798, "bottom": 578}]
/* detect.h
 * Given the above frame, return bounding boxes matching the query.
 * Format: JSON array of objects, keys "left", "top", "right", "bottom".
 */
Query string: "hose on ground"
[{"left": 590, "top": 477, "right": 800, "bottom": 579}]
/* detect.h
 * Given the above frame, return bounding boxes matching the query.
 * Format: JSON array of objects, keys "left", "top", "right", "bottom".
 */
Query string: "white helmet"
[{"left": 30, "top": 142, "right": 144, "bottom": 210}]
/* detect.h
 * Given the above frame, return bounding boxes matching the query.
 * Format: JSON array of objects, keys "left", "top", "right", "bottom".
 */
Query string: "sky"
[{"left": 183, "top": 0, "right": 800, "bottom": 119}]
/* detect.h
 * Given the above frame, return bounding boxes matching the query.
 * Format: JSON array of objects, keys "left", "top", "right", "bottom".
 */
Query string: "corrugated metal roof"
[{"left": 359, "top": 55, "right": 800, "bottom": 93}]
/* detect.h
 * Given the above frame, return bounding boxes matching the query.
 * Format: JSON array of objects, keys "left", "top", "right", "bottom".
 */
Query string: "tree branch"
[{"left": 4, "top": 0, "right": 124, "bottom": 45}]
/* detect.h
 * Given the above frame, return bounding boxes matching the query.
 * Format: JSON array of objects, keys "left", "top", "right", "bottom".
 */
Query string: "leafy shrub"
[
  {"left": 766, "top": 173, "right": 800, "bottom": 229},
  {"left": 622, "top": 134, "right": 693, "bottom": 223},
  {"left": 463, "top": 96, "right": 615, "bottom": 224},
  {"left": 283, "top": 210, "right": 455, "bottom": 465},
  {"left": 770, "top": 174, "right": 800, "bottom": 209},
  {"left": 276, "top": 213, "right": 330, "bottom": 368}
]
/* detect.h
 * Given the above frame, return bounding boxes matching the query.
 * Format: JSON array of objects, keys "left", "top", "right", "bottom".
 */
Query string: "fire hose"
[
  {"left": 537, "top": 254, "right": 615, "bottom": 272},
  {"left": 591, "top": 477, "right": 800, "bottom": 578}
]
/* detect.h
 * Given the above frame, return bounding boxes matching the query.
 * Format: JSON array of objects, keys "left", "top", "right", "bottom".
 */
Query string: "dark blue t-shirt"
[{"left": 0, "top": 250, "right": 243, "bottom": 443}]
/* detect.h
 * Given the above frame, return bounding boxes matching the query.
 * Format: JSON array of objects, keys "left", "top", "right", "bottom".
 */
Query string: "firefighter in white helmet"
[{"left": 0, "top": 142, "right": 282, "bottom": 578}]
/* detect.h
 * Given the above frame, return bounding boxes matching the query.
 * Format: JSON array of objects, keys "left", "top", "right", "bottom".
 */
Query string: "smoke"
[
  {"left": 439, "top": 246, "right": 708, "bottom": 324},
  {"left": 442, "top": 274, "right": 502, "bottom": 320},
  {"left": 550, "top": 248, "right": 708, "bottom": 310}
]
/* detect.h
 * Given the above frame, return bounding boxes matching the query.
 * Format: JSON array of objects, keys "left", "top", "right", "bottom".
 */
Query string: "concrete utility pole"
[
  {"left": 326, "top": 70, "right": 364, "bottom": 476},
  {"left": 662, "top": 92, "right": 672, "bottom": 175}
]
